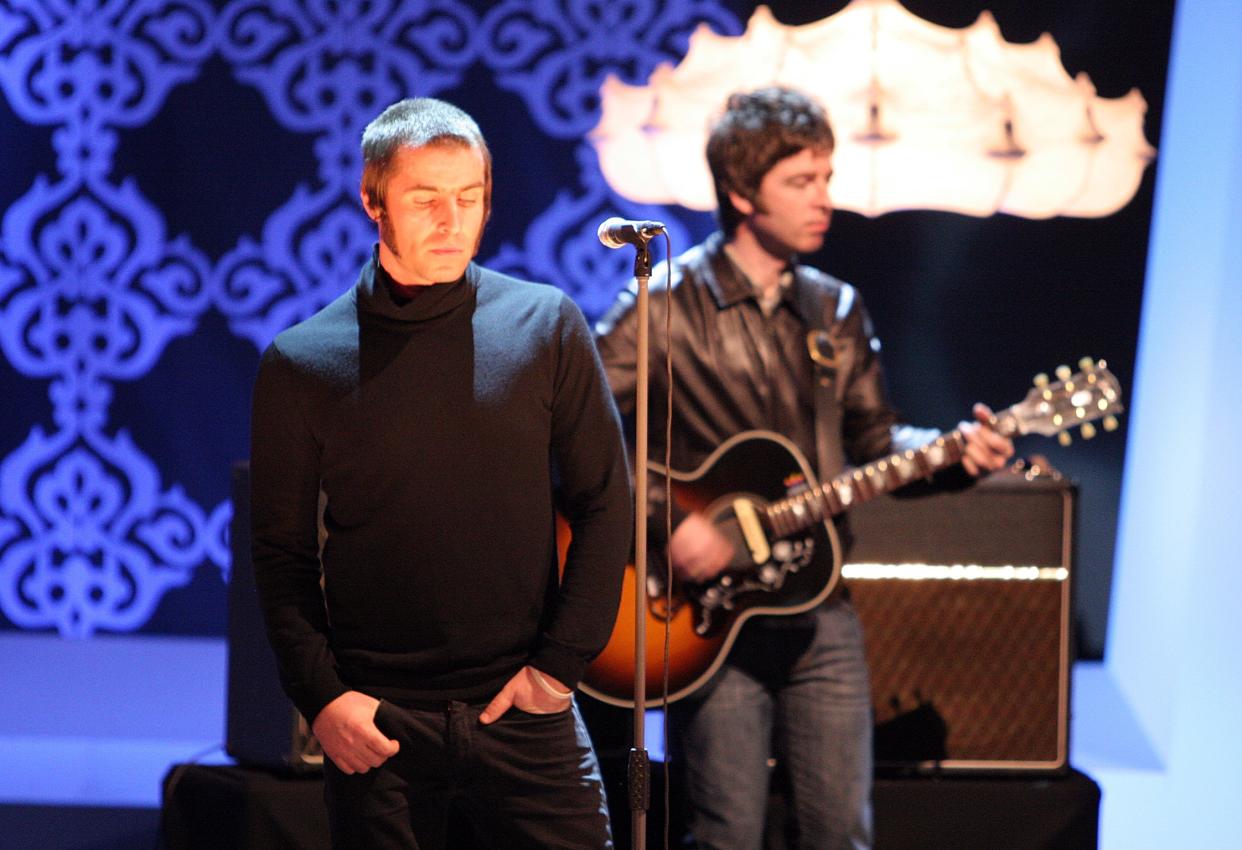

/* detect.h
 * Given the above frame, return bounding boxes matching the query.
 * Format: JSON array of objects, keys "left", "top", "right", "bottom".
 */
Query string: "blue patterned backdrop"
[
  {"left": 0, "top": 0, "right": 1171, "bottom": 655},
  {"left": 0, "top": 0, "right": 741, "bottom": 638}
]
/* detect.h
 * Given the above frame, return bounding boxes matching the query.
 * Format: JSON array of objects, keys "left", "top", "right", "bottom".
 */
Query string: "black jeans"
[{"left": 323, "top": 698, "right": 612, "bottom": 849}]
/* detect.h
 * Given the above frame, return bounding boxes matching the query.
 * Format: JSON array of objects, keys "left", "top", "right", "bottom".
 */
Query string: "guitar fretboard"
[
  {"left": 763, "top": 429, "right": 970, "bottom": 538},
  {"left": 755, "top": 359, "right": 1120, "bottom": 539}
]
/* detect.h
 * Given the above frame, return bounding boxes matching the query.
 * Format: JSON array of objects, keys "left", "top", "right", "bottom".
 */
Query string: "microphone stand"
[{"left": 628, "top": 241, "right": 652, "bottom": 850}]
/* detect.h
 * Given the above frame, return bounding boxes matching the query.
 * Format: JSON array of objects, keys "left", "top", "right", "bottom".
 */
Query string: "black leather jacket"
[{"left": 594, "top": 232, "right": 937, "bottom": 548}]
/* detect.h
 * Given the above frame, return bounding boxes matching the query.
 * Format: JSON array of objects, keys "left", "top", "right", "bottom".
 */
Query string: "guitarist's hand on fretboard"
[
  {"left": 668, "top": 512, "right": 736, "bottom": 583},
  {"left": 958, "top": 402, "right": 1015, "bottom": 476}
]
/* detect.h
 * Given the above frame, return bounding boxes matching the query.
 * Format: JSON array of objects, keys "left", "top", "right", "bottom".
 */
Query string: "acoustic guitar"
[{"left": 572, "top": 359, "right": 1123, "bottom": 707}]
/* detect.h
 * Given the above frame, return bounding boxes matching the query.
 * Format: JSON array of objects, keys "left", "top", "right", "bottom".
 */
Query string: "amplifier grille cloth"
[{"left": 849, "top": 576, "right": 1064, "bottom": 764}]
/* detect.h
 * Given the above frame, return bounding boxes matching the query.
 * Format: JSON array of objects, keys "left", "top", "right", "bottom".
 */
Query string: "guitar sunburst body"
[{"left": 579, "top": 432, "right": 841, "bottom": 707}]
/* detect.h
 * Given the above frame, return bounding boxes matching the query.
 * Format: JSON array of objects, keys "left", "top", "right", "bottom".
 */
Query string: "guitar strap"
[{"left": 795, "top": 271, "right": 855, "bottom": 481}]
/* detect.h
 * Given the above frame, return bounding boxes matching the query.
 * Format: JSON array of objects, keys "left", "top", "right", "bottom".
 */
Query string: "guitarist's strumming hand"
[
  {"left": 959, "top": 403, "right": 1015, "bottom": 476},
  {"left": 669, "top": 511, "right": 736, "bottom": 583}
]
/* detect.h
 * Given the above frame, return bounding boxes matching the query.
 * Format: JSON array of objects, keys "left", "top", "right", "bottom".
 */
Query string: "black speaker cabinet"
[
  {"left": 227, "top": 462, "right": 322, "bottom": 773},
  {"left": 845, "top": 468, "right": 1074, "bottom": 773}
]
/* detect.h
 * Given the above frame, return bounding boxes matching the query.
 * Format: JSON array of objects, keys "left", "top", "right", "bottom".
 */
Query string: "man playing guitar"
[{"left": 595, "top": 87, "right": 1013, "bottom": 849}]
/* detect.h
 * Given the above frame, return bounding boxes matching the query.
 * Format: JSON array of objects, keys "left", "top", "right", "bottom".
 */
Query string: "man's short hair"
[
  {"left": 706, "top": 87, "right": 835, "bottom": 236},
  {"left": 361, "top": 97, "right": 492, "bottom": 223}
]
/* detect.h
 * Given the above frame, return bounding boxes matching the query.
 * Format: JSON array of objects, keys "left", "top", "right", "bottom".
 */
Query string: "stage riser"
[{"left": 0, "top": 805, "right": 158, "bottom": 850}]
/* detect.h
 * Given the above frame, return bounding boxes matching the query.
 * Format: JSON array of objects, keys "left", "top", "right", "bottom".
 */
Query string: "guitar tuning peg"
[
  {"left": 1081, "top": 422, "right": 1097, "bottom": 440},
  {"left": 1058, "top": 432, "right": 1072, "bottom": 447},
  {"left": 1078, "top": 356, "right": 1095, "bottom": 371},
  {"left": 1033, "top": 372, "right": 1049, "bottom": 388},
  {"left": 1055, "top": 364, "right": 1072, "bottom": 381},
  {"left": 1103, "top": 415, "right": 1119, "bottom": 432}
]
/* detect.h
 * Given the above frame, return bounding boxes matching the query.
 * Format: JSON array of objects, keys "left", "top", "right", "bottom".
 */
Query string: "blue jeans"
[
  {"left": 324, "top": 698, "right": 612, "bottom": 849},
  {"left": 670, "top": 599, "right": 874, "bottom": 850}
]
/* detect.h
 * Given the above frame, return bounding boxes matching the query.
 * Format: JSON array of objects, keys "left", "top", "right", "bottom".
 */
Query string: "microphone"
[{"left": 597, "top": 217, "right": 666, "bottom": 249}]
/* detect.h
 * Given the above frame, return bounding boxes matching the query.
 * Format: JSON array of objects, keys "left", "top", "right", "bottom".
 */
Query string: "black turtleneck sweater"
[{"left": 249, "top": 252, "right": 632, "bottom": 722}]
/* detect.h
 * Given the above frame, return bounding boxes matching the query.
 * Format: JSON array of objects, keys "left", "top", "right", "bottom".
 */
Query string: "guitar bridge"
[{"left": 691, "top": 533, "right": 817, "bottom": 635}]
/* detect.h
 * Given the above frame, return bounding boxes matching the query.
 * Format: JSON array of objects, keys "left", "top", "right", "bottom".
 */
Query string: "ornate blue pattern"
[
  {"left": 0, "top": 0, "right": 222, "bottom": 635},
  {"left": 0, "top": 428, "right": 209, "bottom": 636},
  {"left": 479, "top": 0, "right": 741, "bottom": 138},
  {"left": 0, "top": 0, "right": 214, "bottom": 132},
  {"left": 1, "top": 180, "right": 210, "bottom": 383},
  {"left": 213, "top": 184, "right": 376, "bottom": 352},
  {"left": 217, "top": 0, "right": 477, "bottom": 182},
  {"left": 0, "top": 0, "right": 740, "bottom": 636}
]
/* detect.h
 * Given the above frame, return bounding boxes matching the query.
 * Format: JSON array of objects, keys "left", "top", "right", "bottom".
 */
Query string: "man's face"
[
  {"left": 733, "top": 146, "right": 834, "bottom": 256},
  {"left": 364, "top": 143, "right": 487, "bottom": 285}
]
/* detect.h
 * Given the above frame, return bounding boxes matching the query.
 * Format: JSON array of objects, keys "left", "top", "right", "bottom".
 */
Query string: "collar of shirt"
[
  {"left": 707, "top": 233, "right": 799, "bottom": 318},
  {"left": 356, "top": 244, "right": 476, "bottom": 323}
]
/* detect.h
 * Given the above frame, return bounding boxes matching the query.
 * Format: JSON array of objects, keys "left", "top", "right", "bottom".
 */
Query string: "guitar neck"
[{"left": 763, "top": 408, "right": 1021, "bottom": 536}]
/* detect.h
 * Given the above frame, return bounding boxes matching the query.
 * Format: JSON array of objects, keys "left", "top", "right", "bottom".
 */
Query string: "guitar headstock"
[{"left": 1003, "top": 358, "right": 1124, "bottom": 442}]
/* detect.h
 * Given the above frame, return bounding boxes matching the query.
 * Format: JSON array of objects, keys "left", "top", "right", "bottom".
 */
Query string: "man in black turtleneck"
[{"left": 249, "top": 97, "right": 631, "bottom": 849}]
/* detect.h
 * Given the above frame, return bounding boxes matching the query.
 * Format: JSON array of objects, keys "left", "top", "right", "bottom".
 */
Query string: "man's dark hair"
[
  {"left": 361, "top": 97, "right": 492, "bottom": 224},
  {"left": 706, "top": 87, "right": 835, "bottom": 236}
]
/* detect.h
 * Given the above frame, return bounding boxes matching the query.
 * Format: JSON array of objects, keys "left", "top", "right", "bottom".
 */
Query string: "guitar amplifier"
[
  {"left": 226, "top": 462, "right": 323, "bottom": 773},
  {"left": 844, "top": 467, "right": 1074, "bottom": 773}
]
